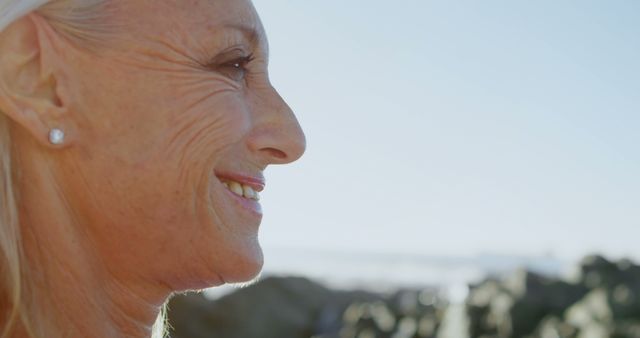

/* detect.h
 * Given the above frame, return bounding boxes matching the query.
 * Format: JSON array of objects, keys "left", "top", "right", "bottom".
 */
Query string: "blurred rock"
[
  {"left": 465, "top": 254, "right": 640, "bottom": 337},
  {"left": 168, "top": 276, "right": 380, "bottom": 338},
  {"left": 531, "top": 316, "right": 578, "bottom": 338},
  {"left": 168, "top": 276, "right": 449, "bottom": 338},
  {"left": 167, "top": 254, "right": 640, "bottom": 338},
  {"left": 577, "top": 255, "right": 640, "bottom": 291},
  {"left": 466, "top": 270, "right": 586, "bottom": 338},
  {"left": 334, "top": 289, "right": 447, "bottom": 338},
  {"left": 565, "top": 289, "right": 612, "bottom": 328}
]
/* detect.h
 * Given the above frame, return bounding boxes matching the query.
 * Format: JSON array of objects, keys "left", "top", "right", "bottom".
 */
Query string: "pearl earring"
[{"left": 49, "top": 128, "right": 65, "bottom": 145}]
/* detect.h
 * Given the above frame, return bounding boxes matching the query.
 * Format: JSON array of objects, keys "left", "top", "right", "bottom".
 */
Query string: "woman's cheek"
[
  {"left": 175, "top": 94, "right": 252, "bottom": 156},
  {"left": 154, "top": 95, "right": 250, "bottom": 206}
]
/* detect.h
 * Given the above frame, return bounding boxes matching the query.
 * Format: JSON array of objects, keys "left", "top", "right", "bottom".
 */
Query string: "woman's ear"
[{"left": 0, "top": 13, "right": 74, "bottom": 148}]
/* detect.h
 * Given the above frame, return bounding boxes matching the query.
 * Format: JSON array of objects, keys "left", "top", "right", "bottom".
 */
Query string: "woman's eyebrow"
[{"left": 223, "top": 23, "right": 264, "bottom": 46}]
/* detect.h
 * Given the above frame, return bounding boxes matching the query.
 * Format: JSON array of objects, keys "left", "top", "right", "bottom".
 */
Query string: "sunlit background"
[
  {"left": 167, "top": 2, "right": 640, "bottom": 337},
  {"left": 245, "top": 0, "right": 640, "bottom": 290}
]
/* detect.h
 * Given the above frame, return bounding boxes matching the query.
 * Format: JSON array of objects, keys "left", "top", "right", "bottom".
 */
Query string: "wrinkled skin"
[
  {"left": 58, "top": 0, "right": 308, "bottom": 290},
  {"left": 0, "top": 0, "right": 305, "bottom": 336}
]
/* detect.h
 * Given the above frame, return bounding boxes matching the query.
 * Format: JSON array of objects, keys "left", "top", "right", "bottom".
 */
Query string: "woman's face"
[{"left": 54, "top": 0, "right": 305, "bottom": 289}]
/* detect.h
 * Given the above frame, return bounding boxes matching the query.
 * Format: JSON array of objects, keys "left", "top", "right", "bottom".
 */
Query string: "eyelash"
[
  {"left": 215, "top": 53, "right": 255, "bottom": 82},
  {"left": 226, "top": 54, "right": 255, "bottom": 69}
]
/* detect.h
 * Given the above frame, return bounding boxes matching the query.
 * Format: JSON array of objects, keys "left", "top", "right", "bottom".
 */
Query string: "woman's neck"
[{"left": 11, "top": 135, "right": 167, "bottom": 338}]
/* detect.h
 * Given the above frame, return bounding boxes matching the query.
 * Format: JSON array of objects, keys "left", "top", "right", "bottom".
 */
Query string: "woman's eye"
[{"left": 216, "top": 54, "right": 254, "bottom": 82}]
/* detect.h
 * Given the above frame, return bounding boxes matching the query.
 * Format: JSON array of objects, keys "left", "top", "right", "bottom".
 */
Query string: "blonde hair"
[{"left": 0, "top": 1, "right": 166, "bottom": 337}]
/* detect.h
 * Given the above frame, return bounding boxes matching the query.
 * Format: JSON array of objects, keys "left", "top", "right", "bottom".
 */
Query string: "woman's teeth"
[{"left": 222, "top": 180, "right": 260, "bottom": 201}]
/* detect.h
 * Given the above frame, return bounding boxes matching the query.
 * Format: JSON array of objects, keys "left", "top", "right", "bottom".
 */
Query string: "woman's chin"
[
  {"left": 200, "top": 241, "right": 264, "bottom": 287},
  {"left": 218, "top": 241, "right": 264, "bottom": 284},
  {"left": 169, "top": 246, "right": 263, "bottom": 291}
]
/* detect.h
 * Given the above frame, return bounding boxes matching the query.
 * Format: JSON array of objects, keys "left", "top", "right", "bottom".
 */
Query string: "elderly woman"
[{"left": 0, "top": 0, "right": 305, "bottom": 337}]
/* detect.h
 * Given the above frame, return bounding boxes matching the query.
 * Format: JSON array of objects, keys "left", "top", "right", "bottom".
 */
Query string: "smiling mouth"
[{"left": 220, "top": 179, "right": 261, "bottom": 201}]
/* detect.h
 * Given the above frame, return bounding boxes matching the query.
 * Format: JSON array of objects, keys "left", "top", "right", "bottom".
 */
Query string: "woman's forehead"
[
  {"left": 119, "top": 0, "right": 262, "bottom": 36},
  {"left": 113, "top": 0, "right": 266, "bottom": 53}
]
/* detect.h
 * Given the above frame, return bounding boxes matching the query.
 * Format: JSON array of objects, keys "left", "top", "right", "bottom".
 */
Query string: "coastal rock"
[
  {"left": 324, "top": 289, "right": 446, "bottom": 338},
  {"left": 577, "top": 255, "right": 640, "bottom": 290},
  {"left": 466, "top": 270, "right": 586, "bottom": 338},
  {"left": 526, "top": 256, "right": 640, "bottom": 338},
  {"left": 168, "top": 276, "right": 380, "bottom": 338},
  {"left": 168, "top": 276, "right": 448, "bottom": 338}
]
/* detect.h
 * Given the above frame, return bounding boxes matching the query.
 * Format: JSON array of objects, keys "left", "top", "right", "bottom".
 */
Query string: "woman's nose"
[{"left": 247, "top": 87, "right": 306, "bottom": 165}]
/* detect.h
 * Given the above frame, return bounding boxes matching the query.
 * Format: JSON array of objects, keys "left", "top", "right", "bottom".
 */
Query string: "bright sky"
[{"left": 252, "top": 0, "right": 640, "bottom": 263}]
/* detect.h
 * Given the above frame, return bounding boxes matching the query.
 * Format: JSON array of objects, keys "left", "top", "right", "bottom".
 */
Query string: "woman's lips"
[
  {"left": 222, "top": 187, "right": 263, "bottom": 217},
  {"left": 215, "top": 172, "right": 264, "bottom": 217},
  {"left": 215, "top": 172, "right": 265, "bottom": 192}
]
